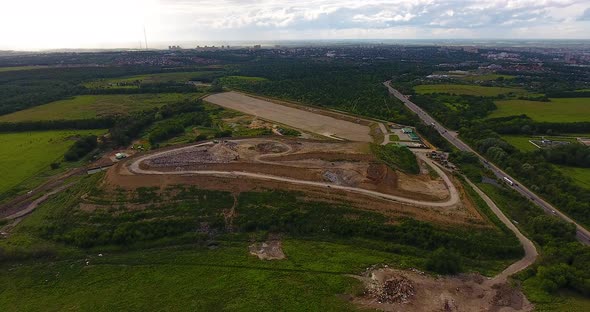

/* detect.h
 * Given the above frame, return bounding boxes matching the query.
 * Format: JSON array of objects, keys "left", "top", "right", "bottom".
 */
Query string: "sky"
[{"left": 1, "top": 0, "right": 590, "bottom": 50}]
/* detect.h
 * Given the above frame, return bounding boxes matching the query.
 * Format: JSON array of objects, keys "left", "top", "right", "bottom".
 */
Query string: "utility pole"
[{"left": 143, "top": 26, "right": 148, "bottom": 50}]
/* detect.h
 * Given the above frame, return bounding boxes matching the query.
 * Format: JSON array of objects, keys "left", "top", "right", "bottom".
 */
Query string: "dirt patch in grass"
[
  {"left": 356, "top": 267, "right": 532, "bottom": 312},
  {"left": 249, "top": 240, "right": 286, "bottom": 260}
]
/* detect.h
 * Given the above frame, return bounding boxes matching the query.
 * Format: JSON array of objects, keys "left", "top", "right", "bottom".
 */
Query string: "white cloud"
[{"left": 0, "top": 0, "right": 588, "bottom": 50}]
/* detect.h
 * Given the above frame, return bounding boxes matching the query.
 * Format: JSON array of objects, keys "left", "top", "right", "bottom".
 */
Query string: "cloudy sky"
[{"left": 1, "top": 0, "right": 590, "bottom": 50}]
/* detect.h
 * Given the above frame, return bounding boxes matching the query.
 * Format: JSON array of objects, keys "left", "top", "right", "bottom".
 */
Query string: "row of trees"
[
  {"left": 459, "top": 123, "right": 590, "bottom": 227},
  {"left": 542, "top": 144, "right": 590, "bottom": 168},
  {"left": 64, "top": 135, "right": 98, "bottom": 161},
  {"left": 109, "top": 99, "right": 207, "bottom": 146},
  {"left": 411, "top": 94, "right": 496, "bottom": 130}
]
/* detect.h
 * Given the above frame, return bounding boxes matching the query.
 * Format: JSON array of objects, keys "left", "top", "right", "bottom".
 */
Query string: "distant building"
[{"left": 402, "top": 128, "right": 420, "bottom": 141}]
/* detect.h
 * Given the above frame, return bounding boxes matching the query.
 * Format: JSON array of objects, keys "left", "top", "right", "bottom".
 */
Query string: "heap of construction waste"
[{"left": 370, "top": 275, "right": 416, "bottom": 304}]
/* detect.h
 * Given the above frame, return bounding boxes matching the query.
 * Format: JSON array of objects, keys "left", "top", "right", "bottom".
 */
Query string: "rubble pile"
[
  {"left": 371, "top": 275, "right": 416, "bottom": 304},
  {"left": 146, "top": 143, "right": 238, "bottom": 167}
]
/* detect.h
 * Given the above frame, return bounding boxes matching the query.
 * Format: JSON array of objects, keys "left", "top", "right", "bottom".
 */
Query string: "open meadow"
[
  {"left": 501, "top": 136, "right": 538, "bottom": 152},
  {"left": 84, "top": 71, "right": 222, "bottom": 89},
  {"left": 0, "top": 93, "right": 203, "bottom": 122},
  {"left": 0, "top": 130, "right": 104, "bottom": 194},
  {"left": 490, "top": 98, "right": 590, "bottom": 122},
  {"left": 459, "top": 74, "right": 516, "bottom": 81},
  {"left": 414, "top": 84, "right": 528, "bottom": 97},
  {"left": 556, "top": 166, "right": 590, "bottom": 190},
  {"left": 0, "top": 66, "right": 49, "bottom": 73}
]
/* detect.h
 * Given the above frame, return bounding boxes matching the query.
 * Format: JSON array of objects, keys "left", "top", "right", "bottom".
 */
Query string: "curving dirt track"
[{"left": 126, "top": 139, "right": 460, "bottom": 208}]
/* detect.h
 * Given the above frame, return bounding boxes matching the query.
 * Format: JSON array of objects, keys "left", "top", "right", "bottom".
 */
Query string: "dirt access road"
[
  {"left": 127, "top": 140, "right": 460, "bottom": 208},
  {"left": 205, "top": 92, "right": 373, "bottom": 142},
  {"left": 384, "top": 80, "right": 590, "bottom": 245}
]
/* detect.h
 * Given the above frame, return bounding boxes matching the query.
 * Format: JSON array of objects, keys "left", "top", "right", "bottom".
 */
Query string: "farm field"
[
  {"left": 556, "top": 166, "right": 590, "bottom": 189},
  {"left": 84, "top": 71, "right": 222, "bottom": 89},
  {"left": 220, "top": 75, "right": 269, "bottom": 84},
  {"left": 0, "top": 130, "right": 104, "bottom": 194},
  {"left": 490, "top": 98, "right": 590, "bottom": 122},
  {"left": 0, "top": 93, "right": 203, "bottom": 122},
  {"left": 414, "top": 84, "right": 527, "bottom": 97},
  {"left": 205, "top": 92, "right": 373, "bottom": 142},
  {"left": 0, "top": 65, "right": 49, "bottom": 73},
  {"left": 0, "top": 240, "right": 389, "bottom": 311},
  {"left": 501, "top": 136, "right": 538, "bottom": 152},
  {"left": 459, "top": 74, "right": 516, "bottom": 81}
]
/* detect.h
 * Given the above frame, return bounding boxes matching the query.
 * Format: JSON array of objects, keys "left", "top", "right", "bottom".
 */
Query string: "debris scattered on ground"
[
  {"left": 369, "top": 275, "right": 415, "bottom": 304},
  {"left": 249, "top": 240, "right": 285, "bottom": 260},
  {"left": 355, "top": 267, "right": 533, "bottom": 312}
]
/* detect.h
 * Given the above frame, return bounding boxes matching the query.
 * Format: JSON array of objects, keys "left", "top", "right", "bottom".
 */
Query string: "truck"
[{"left": 503, "top": 177, "right": 514, "bottom": 186}]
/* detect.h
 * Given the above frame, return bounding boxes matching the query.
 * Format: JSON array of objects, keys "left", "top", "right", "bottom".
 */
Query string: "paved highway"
[{"left": 384, "top": 81, "right": 590, "bottom": 245}]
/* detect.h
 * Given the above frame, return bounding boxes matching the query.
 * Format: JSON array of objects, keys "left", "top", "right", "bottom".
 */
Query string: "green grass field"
[
  {"left": 0, "top": 130, "right": 104, "bottom": 194},
  {"left": 0, "top": 66, "right": 49, "bottom": 73},
  {"left": 0, "top": 93, "right": 203, "bottom": 122},
  {"left": 556, "top": 165, "right": 590, "bottom": 189},
  {"left": 0, "top": 238, "right": 408, "bottom": 311},
  {"left": 414, "top": 84, "right": 527, "bottom": 97},
  {"left": 459, "top": 74, "right": 515, "bottom": 81},
  {"left": 0, "top": 173, "right": 518, "bottom": 311},
  {"left": 490, "top": 98, "right": 590, "bottom": 122},
  {"left": 501, "top": 135, "right": 538, "bottom": 152},
  {"left": 84, "top": 71, "right": 221, "bottom": 89}
]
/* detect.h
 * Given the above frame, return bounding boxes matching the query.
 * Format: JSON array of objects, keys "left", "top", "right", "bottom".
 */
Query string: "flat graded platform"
[{"left": 204, "top": 92, "right": 373, "bottom": 142}]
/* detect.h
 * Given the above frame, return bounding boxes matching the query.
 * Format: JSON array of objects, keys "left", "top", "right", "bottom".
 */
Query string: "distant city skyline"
[{"left": 2, "top": 0, "right": 590, "bottom": 50}]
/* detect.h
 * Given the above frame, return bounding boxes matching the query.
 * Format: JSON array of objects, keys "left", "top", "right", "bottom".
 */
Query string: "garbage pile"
[{"left": 372, "top": 276, "right": 416, "bottom": 304}]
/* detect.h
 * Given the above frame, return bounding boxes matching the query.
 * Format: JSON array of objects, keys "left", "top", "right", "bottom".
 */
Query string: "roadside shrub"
[
  {"left": 64, "top": 135, "right": 98, "bottom": 161},
  {"left": 427, "top": 247, "right": 462, "bottom": 274},
  {"left": 371, "top": 144, "right": 419, "bottom": 174}
]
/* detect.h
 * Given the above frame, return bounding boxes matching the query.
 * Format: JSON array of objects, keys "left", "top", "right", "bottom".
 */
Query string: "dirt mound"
[
  {"left": 356, "top": 267, "right": 533, "bottom": 312},
  {"left": 145, "top": 143, "right": 239, "bottom": 167},
  {"left": 367, "top": 275, "right": 416, "bottom": 304},
  {"left": 256, "top": 142, "right": 289, "bottom": 154},
  {"left": 249, "top": 240, "right": 285, "bottom": 260},
  {"left": 267, "top": 152, "right": 372, "bottom": 162},
  {"left": 491, "top": 283, "right": 526, "bottom": 311},
  {"left": 366, "top": 163, "right": 387, "bottom": 181}
]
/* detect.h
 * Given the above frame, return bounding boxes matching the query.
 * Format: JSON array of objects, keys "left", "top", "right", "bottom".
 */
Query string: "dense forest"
[{"left": 222, "top": 59, "right": 420, "bottom": 125}]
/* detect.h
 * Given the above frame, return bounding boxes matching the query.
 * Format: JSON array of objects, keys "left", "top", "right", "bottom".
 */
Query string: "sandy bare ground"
[
  {"left": 356, "top": 267, "right": 533, "bottom": 312},
  {"left": 125, "top": 139, "right": 459, "bottom": 208},
  {"left": 205, "top": 92, "right": 373, "bottom": 142}
]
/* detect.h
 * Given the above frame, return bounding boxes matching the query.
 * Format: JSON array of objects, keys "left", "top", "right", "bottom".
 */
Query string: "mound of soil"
[
  {"left": 249, "top": 240, "right": 286, "bottom": 260},
  {"left": 356, "top": 267, "right": 533, "bottom": 312},
  {"left": 256, "top": 142, "right": 289, "bottom": 154},
  {"left": 368, "top": 275, "right": 416, "bottom": 304}
]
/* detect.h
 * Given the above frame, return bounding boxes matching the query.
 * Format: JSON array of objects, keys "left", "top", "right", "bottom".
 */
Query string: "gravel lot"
[{"left": 205, "top": 92, "right": 373, "bottom": 142}]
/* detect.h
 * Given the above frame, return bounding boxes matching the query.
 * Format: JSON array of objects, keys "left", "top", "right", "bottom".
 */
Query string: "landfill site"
[
  {"left": 355, "top": 266, "right": 532, "bottom": 312},
  {"left": 104, "top": 137, "right": 488, "bottom": 227},
  {"left": 93, "top": 92, "right": 535, "bottom": 311}
]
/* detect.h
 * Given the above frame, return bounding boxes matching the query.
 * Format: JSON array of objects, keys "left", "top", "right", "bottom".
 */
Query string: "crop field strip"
[
  {"left": 0, "top": 93, "right": 203, "bottom": 122},
  {"left": 0, "top": 129, "right": 105, "bottom": 193},
  {"left": 83, "top": 71, "right": 222, "bottom": 89},
  {"left": 490, "top": 98, "right": 590, "bottom": 122},
  {"left": 414, "top": 84, "right": 528, "bottom": 97}
]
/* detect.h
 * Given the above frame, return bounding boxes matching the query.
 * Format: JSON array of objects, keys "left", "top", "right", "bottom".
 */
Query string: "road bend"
[
  {"left": 384, "top": 81, "right": 590, "bottom": 245},
  {"left": 128, "top": 140, "right": 460, "bottom": 208}
]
